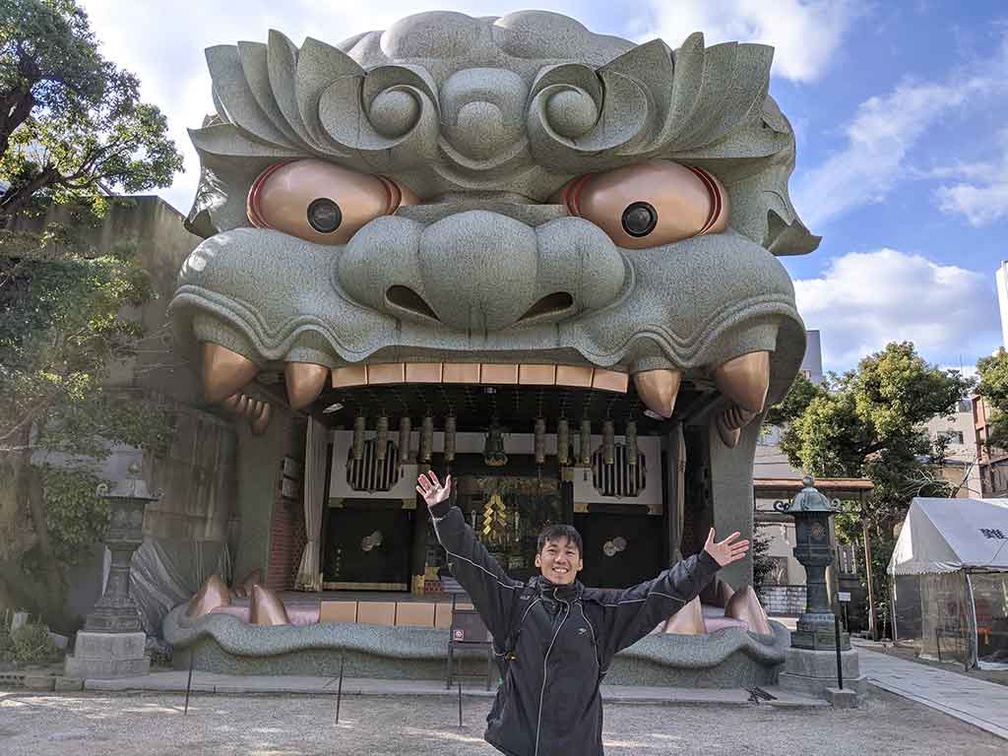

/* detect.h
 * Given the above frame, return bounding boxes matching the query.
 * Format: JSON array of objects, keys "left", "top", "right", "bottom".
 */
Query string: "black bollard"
[
  {"left": 335, "top": 655, "right": 345, "bottom": 724},
  {"left": 184, "top": 652, "right": 194, "bottom": 715},
  {"left": 458, "top": 682, "right": 463, "bottom": 728},
  {"left": 834, "top": 615, "right": 844, "bottom": 690}
]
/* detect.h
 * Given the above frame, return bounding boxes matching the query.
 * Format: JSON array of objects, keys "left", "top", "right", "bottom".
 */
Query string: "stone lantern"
[
  {"left": 65, "top": 462, "right": 159, "bottom": 680},
  {"left": 773, "top": 475, "right": 846, "bottom": 651},
  {"left": 775, "top": 476, "right": 864, "bottom": 701}
]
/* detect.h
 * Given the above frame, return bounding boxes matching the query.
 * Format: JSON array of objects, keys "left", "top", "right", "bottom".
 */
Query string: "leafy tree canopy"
[
  {"left": 0, "top": 0, "right": 182, "bottom": 222},
  {"left": 779, "top": 342, "right": 972, "bottom": 525},
  {"left": 780, "top": 343, "right": 970, "bottom": 478},
  {"left": 975, "top": 348, "right": 1008, "bottom": 450},
  {"left": 0, "top": 0, "right": 181, "bottom": 624},
  {"left": 763, "top": 372, "right": 827, "bottom": 427}
]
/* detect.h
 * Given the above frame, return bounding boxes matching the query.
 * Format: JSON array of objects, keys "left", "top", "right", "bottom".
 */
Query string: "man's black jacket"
[{"left": 431, "top": 502, "right": 721, "bottom": 756}]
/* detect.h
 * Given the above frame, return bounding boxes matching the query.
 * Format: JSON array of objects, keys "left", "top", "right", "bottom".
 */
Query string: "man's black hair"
[{"left": 537, "top": 524, "right": 583, "bottom": 556}]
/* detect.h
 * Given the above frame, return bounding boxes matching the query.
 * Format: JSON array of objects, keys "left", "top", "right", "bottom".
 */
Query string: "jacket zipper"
[{"left": 534, "top": 589, "right": 570, "bottom": 756}]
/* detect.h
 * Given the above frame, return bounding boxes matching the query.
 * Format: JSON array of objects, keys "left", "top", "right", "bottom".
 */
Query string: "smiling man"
[{"left": 417, "top": 471, "right": 749, "bottom": 756}]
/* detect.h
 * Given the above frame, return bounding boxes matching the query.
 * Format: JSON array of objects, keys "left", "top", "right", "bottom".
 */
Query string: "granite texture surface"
[
  {"left": 168, "top": 10, "right": 812, "bottom": 411},
  {"left": 163, "top": 604, "right": 788, "bottom": 687}
]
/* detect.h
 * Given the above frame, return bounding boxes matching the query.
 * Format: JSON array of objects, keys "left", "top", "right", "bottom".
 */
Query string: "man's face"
[{"left": 535, "top": 537, "right": 583, "bottom": 585}]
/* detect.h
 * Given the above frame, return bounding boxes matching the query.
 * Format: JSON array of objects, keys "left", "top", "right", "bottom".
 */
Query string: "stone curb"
[
  {"left": 23, "top": 674, "right": 55, "bottom": 691},
  {"left": 55, "top": 676, "right": 85, "bottom": 692},
  {"left": 78, "top": 674, "right": 828, "bottom": 708}
]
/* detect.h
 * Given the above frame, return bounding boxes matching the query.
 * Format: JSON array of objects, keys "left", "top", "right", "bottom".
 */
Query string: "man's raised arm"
[
  {"left": 418, "top": 472, "right": 519, "bottom": 639},
  {"left": 599, "top": 528, "right": 749, "bottom": 659}
]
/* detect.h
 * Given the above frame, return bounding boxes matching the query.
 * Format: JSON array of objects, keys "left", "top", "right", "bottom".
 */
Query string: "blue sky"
[{"left": 78, "top": 0, "right": 1008, "bottom": 373}]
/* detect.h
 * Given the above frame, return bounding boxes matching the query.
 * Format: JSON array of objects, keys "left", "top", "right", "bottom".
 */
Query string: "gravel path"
[{"left": 0, "top": 687, "right": 1004, "bottom": 755}]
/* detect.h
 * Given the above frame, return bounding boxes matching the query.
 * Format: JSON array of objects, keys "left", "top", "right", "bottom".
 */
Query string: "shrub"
[
  {"left": 10, "top": 623, "right": 62, "bottom": 664},
  {"left": 0, "top": 621, "right": 13, "bottom": 662}
]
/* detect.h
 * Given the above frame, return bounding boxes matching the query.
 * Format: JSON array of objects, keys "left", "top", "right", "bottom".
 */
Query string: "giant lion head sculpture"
[{"left": 169, "top": 10, "right": 815, "bottom": 448}]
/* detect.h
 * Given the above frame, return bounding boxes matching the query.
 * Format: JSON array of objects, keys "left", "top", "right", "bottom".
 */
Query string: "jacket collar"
[{"left": 529, "top": 575, "right": 583, "bottom": 602}]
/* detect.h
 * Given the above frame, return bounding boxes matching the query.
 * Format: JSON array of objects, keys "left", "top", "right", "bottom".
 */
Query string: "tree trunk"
[
  {"left": 0, "top": 87, "right": 35, "bottom": 159},
  {"left": 0, "top": 426, "right": 32, "bottom": 580},
  {"left": 0, "top": 164, "right": 60, "bottom": 223},
  {"left": 0, "top": 424, "right": 67, "bottom": 623},
  {"left": 0, "top": 557, "right": 52, "bottom": 615},
  {"left": 862, "top": 519, "right": 878, "bottom": 641}
]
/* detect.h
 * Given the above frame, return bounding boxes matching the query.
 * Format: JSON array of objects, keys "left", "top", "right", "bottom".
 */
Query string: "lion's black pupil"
[
  {"left": 621, "top": 202, "right": 657, "bottom": 237},
  {"left": 307, "top": 198, "right": 342, "bottom": 233}
]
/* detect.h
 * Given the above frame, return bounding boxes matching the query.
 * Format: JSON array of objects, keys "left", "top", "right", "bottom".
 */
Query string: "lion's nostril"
[
  {"left": 386, "top": 285, "right": 440, "bottom": 321},
  {"left": 519, "top": 292, "right": 575, "bottom": 321}
]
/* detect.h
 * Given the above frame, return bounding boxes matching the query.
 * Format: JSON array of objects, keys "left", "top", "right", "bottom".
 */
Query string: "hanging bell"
[
  {"left": 421, "top": 415, "right": 434, "bottom": 464},
  {"left": 557, "top": 418, "right": 569, "bottom": 466},
  {"left": 352, "top": 413, "right": 366, "bottom": 462},
  {"left": 602, "top": 419, "right": 615, "bottom": 465},
  {"left": 444, "top": 414, "right": 456, "bottom": 462},
  {"left": 375, "top": 414, "right": 389, "bottom": 461},
  {"left": 626, "top": 420, "right": 638, "bottom": 467},
  {"left": 580, "top": 418, "right": 592, "bottom": 467},
  {"left": 398, "top": 415, "right": 412, "bottom": 466},
  {"left": 534, "top": 418, "right": 546, "bottom": 465}
]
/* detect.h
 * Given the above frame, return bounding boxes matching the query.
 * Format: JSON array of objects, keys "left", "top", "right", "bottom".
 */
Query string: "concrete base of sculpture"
[
  {"left": 163, "top": 604, "right": 789, "bottom": 687},
  {"left": 64, "top": 631, "right": 150, "bottom": 680},
  {"left": 777, "top": 646, "right": 866, "bottom": 700}
]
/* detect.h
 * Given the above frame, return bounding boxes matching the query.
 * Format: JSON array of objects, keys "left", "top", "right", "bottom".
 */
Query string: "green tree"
[
  {"left": 763, "top": 371, "right": 827, "bottom": 427},
  {"left": 975, "top": 348, "right": 1008, "bottom": 450},
  {"left": 0, "top": 0, "right": 181, "bottom": 222},
  {"left": 0, "top": 0, "right": 181, "bottom": 625},
  {"left": 751, "top": 529, "right": 775, "bottom": 591},
  {"left": 778, "top": 342, "right": 972, "bottom": 636}
]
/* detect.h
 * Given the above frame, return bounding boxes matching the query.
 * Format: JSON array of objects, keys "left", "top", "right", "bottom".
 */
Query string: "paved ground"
[
  {"left": 857, "top": 639, "right": 1008, "bottom": 687},
  {"left": 857, "top": 642, "right": 1008, "bottom": 740},
  {"left": 0, "top": 687, "right": 1004, "bottom": 756}
]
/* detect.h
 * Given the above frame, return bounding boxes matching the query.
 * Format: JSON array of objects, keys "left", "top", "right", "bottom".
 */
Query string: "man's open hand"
[
  {"left": 703, "top": 528, "right": 749, "bottom": 567},
  {"left": 416, "top": 471, "right": 452, "bottom": 508}
]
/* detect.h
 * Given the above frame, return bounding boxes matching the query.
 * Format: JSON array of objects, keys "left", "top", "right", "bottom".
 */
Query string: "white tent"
[
  {"left": 889, "top": 498, "right": 1008, "bottom": 575},
  {"left": 888, "top": 498, "right": 1008, "bottom": 670}
]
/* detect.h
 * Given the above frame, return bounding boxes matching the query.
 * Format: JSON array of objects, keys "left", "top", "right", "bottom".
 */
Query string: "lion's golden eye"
[
  {"left": 557, "top": 160, "right": 728, "bottom": 249},
  {"left": 247, "top": 159, "right": 417, "bottom": 245}
]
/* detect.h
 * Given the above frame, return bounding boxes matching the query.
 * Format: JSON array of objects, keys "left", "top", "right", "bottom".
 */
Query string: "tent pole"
[{"left": 965, "top": 571, "right": 977, "bottom": 671}]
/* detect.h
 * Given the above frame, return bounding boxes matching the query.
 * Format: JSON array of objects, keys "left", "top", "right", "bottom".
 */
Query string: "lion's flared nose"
[
  {"left": 337, "top": 212, "right": 626, "bottom": 333},
  {"left": 419, "top": 211, "right": 538, "bottom": 331}
]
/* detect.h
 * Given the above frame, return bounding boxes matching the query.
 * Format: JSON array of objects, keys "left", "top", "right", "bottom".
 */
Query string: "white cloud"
[
  {"left": 937, "top": 181, "right": 1008, "bottom": 226},
  {"left": 939, "top": 364, "right": 977, "bottom": 381},
  {"left": 639, "top": 0, "right": 859, "bottom": 82},
  {"left": 794, "top": 249, "right": 997, "bottom": 369},
  {"left": 934, "top": 129, "right": 1008, "bottom": 226},
  {"left": 794, "top": 35, "right": 1008, "bottom": 230},
  {"left": 794, "top": 77, "right": 996, "bottom": 229}
]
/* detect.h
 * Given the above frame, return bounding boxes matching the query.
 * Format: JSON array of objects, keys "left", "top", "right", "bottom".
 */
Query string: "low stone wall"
[
  {"left": 163, "top": 605, "right": 790, "bottom": 688},
  {"left": 757, "top": 585, "right": 806, "bottom": 617}
]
